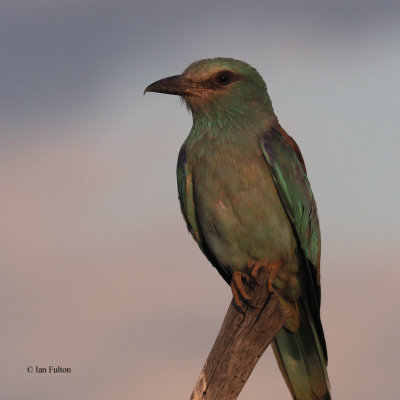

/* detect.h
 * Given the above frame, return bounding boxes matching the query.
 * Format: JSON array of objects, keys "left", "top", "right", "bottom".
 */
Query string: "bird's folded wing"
[
  {"left": 177, "top": 146, "right": 231, "bottom": 283},
  {"left": 261, "top": 127, "right": 328, "bottom": 362},
  {"left": 261, "top": 127, "right": 321, "bottom": 283},
  {"left": 177, "top": 146, "right": 201, "bottom": 243}
]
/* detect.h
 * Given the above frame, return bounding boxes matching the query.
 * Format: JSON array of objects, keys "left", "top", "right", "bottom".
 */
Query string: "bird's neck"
[{"left": 187, "top": 102, "right": 277, "bottom": 146}]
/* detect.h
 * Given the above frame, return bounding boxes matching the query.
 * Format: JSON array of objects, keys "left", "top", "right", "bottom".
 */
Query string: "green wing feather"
[
  {"left": 177, "top": 147, "right": 231, "bottom": 282},
  {"left": 261, "top": 128, "right": 331, "bottom": 400},
  {"left": 261, "top": 128, "right": 320, "bottom": 282},
  {"left": 177, "top": 146, "right": 201, "bottom": 243}
]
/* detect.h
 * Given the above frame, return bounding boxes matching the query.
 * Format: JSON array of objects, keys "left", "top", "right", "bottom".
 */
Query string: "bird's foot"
[
  {"left": 230, "top": 270, "right": 256, "bottom": 312},
  {"left": 230, "top": 259, "right": 283, "bottom": 312},
  {"left": 247, "top": 259, "right": 282, "bottom": 293}
]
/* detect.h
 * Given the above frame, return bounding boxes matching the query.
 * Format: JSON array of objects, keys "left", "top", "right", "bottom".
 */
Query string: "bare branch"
[{"left": 190, "top": 270, "right": 289, "bottom": 400}]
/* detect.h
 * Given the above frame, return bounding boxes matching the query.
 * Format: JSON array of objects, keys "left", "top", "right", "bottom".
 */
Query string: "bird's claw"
[
  {"left": 247, "top": 259, "right": 282, "bottom": 293},
  {"left": 230, "top": 270, "right": 256, "bottom": 312},
  {"left": 230, "top": 260, "right": 283, "bottom": 312}
]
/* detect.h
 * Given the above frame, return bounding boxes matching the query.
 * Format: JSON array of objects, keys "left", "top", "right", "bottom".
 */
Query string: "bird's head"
[{"left": 145, "top": 58, "right": 275, "bottom": 127}]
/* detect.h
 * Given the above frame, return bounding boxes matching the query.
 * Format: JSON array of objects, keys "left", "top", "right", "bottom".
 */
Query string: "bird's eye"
[{"left": 216, "top": 71, "right": 233, "bottom": 86}]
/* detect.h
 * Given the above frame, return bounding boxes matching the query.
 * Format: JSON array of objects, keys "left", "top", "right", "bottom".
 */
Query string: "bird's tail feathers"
[{"left": 272, "top": 300, "right": 331, "bottom": 400}]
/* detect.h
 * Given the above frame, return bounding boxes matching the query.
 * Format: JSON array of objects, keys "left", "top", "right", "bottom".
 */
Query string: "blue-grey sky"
[
  {"left": 2, "top": 0, "right": 400, "bottom": 126},
  {"left": 2, "top": 1, "right": 400, "bottom": 399}
]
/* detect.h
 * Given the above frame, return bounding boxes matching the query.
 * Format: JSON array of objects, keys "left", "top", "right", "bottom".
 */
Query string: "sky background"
[{"left": 1, "top": 1, "right": 400, "bottom": 399}]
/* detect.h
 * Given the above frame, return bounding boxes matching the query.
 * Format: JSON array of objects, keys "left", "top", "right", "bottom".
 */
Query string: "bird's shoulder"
[{"left": 272, "top": 123, "right": 307, "bottom": 174}]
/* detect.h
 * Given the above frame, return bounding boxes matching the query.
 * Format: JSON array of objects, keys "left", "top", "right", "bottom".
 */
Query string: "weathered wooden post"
[{"left": 190, "top": 269, "right": 289, "bottom": 400}]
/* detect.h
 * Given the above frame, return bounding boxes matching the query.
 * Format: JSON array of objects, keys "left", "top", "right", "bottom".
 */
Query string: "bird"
[{"left": 145, "top": 58, "right": 331, "bottom": 400}]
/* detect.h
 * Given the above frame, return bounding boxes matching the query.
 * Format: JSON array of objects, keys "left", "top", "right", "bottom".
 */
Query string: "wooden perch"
[{"left": 190, "top": 270, "right": 289, "bottom": 400}]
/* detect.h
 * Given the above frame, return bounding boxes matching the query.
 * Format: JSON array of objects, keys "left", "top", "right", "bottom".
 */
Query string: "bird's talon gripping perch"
[
  {"left": 247, "top": 259, "right": 282, "bottom": 293},
  {"left": 231, "top": 261, "right": 283, "bottom": 311},
  {"left": 230, "top": 270, "right": 256, "bottom": 311}
]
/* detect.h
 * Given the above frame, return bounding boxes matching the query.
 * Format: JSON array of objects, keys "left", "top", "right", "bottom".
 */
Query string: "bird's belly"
[{"left": 193, "top": 152, "right": 297, "bottom": 273}]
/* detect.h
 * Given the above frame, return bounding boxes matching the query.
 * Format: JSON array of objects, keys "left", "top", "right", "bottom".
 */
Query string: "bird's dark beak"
[{"left": 144, "top": 75, "right": 198, "bottom": 96}]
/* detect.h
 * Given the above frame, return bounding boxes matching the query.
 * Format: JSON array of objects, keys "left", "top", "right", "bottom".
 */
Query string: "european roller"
[{"left": 145, "top": 58, "right": 331, "bottom": 400}]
